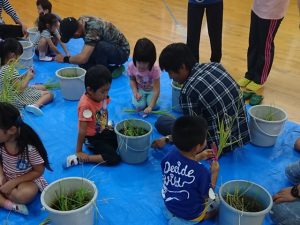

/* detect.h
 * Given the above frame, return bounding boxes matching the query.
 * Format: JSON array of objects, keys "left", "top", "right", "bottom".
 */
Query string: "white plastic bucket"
[
  {"left": 17, "top": 53, "right": 34, "bottom": 69},
  {"left": 19, "top": 40, "right": 34, "bottom": 58},
  {"left": 171, "top": 80, "right": 182, "bottom": 112},
  {"left": 218, "top": 180, "right": 272, "bottom": 225},
  {"left": 114, "top": 119, "right": 152, "bottom": 164},
  {"left": 55, "top": 67, "right": 86, "bottom": 100},
  {"left": 27, "top": 27, "right": 40, "bottom": 44},
  {"left": 40, "top": 177, "right": 98, "bottom": 225},
  {"left": 248, "top": 105, "right": 287, "bottom": 147}
]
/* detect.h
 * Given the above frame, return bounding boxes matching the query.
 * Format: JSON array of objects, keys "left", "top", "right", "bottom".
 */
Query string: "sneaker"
[
  {"left": 25, "top": 104, "right": 43, "bottom": 116},
  {"left": 246, "top": 81, "right": 264, "bottom": 92},
  {"left": 63, "top": 154, "right": 80, "bottom": 169},
  {"left": 237, "top": 77, "right": 251, "bottom": 87},
  {"left": 39, "top": 56, "right": 53, "bottom": 62},
  {"left": 12, "top": 203, "right": 29, "bottom": 215}
]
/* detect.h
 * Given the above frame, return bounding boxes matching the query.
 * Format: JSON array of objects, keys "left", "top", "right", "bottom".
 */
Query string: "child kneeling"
[
  {"left": 161, "top": 115, "right": 219, "bottom": 225},
  {"left": 64, "top": 65, "right": 121, "bottom": 168}
]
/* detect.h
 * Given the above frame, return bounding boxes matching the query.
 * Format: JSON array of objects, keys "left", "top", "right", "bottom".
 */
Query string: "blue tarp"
[{"left": 1, "top": 39, "right": 299, "bottom": 225}]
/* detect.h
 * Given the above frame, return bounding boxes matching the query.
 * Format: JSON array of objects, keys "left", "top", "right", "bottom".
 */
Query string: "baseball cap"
[{"left": 60, "top": 17, "right": 79, "bottom": 43}]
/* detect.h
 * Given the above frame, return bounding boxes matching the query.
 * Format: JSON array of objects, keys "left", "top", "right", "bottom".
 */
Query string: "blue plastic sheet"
[{"left": 1, "top": 39, "right": 299, "bottom": 225}]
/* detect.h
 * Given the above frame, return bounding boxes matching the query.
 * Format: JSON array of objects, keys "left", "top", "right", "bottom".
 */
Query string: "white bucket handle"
[
  {"left": 253, "top": 118, "right": 286, "bottom": 137},
  {"left": 118, "top": 135, "right": 151, "bottom": 152}
]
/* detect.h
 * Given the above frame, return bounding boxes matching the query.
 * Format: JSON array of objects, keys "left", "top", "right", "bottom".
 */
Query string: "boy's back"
[{"left": 161, "top": 146, "right": 211, "bottom": 220}]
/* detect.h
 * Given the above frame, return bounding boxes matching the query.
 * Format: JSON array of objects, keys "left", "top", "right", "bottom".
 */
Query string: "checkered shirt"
[{"left": 180, "top": 63, "right": 250, "bottom": 151}]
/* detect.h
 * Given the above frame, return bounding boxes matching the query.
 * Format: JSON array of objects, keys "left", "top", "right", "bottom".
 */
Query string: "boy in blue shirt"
[{"left": 161, "top": 115, "right": 219, "bottom": 224}]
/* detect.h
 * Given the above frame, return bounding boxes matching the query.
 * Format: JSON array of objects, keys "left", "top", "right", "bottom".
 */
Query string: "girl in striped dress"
[
  {"left": 0, "top": 38, "right": 53, "bottom": 116},
  {"left": 0, "top": 102, "right": 52, "bottom": 215}
]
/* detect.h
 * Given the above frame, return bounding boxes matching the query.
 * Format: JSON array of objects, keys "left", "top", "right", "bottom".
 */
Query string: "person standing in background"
[
  {"left": 186, "top": 0, "right": 223, "bottom": 63},
  {"left": 0, "top": 0, "right": 27, "bottom": 39},
  {"left": 238, "top": 0, "right": 300, "bottom": 92}
]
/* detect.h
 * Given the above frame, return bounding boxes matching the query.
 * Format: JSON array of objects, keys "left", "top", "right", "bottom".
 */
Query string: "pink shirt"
[
  {"left": 78, "top": 94, "right": 110, "bottom": 136},
  {"left": 127, "top": 62, "right": 161, "bottom": 91},
  {"left": 253, "top": 0, "right": 290, "bottom": 20}
]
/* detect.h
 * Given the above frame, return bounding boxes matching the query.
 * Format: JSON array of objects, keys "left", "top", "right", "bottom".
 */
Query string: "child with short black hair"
[
  {"left": 64, "top": 65, "right": 121, "bottom": 168},
  {"left": 0, "top": 102, "right": 52, "bottom": 215},
  {"left": 127, "top": 38, "right": 161, "bottom": 114},
  {"left": 161, "top": 115, "right": 219, "bottom": 225}
]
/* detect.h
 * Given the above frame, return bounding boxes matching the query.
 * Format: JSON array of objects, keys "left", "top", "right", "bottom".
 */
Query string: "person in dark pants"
[
  {"left": 237, "top": 0, "right": 295, "bottom": 92},
  {"left": 55, "top": 16, "right": 130, "bottom": 77},
  {"left": 186, "top": 0, "right": 223, "bottom": 63},
  {"left": 64, "top": 65, "right": 121, "bottom": 168},
  {"left": 0, "top": 0, "right": 27, "bottom": 39},
  {"left": 152, "top": 43, "right": 250, "bottom": 153}
]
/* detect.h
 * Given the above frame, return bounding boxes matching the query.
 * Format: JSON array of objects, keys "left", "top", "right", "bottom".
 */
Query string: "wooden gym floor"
[{"left": 4, "top": 0, "right": 300, "bottom": 123}]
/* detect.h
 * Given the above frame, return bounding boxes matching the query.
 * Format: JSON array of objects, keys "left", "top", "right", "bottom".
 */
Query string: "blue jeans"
[
  {"left": 270, "top": 161, "right": 300, "bottom": 225},
  {"left": 80, "top": 41, "right": 129, "bottom": 70}
]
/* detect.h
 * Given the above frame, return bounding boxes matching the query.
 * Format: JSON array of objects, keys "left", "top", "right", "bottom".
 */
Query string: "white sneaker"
[
  {"left": 25, "top": 105, "right": 43, "bottom": 116},
  {"left": 12, "top": 203, "right": 29, "bottom": 215},
  {"left": 39, "top": 56, "right": 53, "bottom": 62},
  {"left": 63, "top": 154, "right": 80, "bottom": 169}
]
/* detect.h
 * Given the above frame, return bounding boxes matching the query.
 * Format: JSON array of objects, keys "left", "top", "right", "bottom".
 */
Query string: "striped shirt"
[
  {"left": 0, "top": 0, "right": 19, "bottom": 24},
  {"left": 0, "top": 144, "right": 48, "bottom": 191},
  {"left": 180, "top": 63, "right": 250, "bottom": 151}
]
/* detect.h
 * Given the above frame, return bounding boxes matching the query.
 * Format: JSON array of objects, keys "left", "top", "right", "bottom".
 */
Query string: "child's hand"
[
  {"left": 0, "top": 180, "right": 16, "bottom": 195},
  {"left": 134, "top": 92, "right": 142, "bottom": 101},
  {"left": 151, "top": 137, "right": 167, "bottom": 149},
  {"left": 144, "top": 106, "right": 152, "bottom": 114},
  {"left": 195, "top": 149, "right": 214, "bottom": 161},
  {"left": 76, "top": 152, "right": 89, "bottom": 162},
  {"left": 27, "top": 68, "right": 35, "bottom": 80},
  {"left": 210, "top": 160, "right": 219, "bottom": 174}
]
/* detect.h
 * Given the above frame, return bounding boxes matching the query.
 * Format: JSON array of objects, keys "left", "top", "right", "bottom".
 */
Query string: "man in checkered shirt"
[{"left": 153, "top": 43, "right": 250, "bottom": 153}]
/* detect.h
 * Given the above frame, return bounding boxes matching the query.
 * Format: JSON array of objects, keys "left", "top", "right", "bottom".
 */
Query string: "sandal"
[
  {"left": 249, "top": 94, "right": 264, "bottom": 106},
  {"left": 242, "top": 91, "right": 255, "bottom": 101}
]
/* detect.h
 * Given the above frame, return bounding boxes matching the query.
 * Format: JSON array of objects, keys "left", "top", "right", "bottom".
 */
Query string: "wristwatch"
[
  {"left": 63, "top": 56, "right": 70, "bottom": 63},
  {"left": 291, "top": 185, "right": 300, "bottom": 198}
]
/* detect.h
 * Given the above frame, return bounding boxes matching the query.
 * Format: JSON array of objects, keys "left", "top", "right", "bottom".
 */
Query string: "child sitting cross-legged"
[
  {"left": 161, "top": 115, "right": 219, "bottom": 225},
  {"left": 64, "top": 65, "right": 121, "bottom": 168}
]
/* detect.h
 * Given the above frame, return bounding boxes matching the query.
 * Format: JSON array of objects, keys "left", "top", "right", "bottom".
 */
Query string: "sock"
[
  {"left": 63, "top": 154, "right": 80, "bottom": 169},
  {"left": 4, "top": 200, "right": 29, "bottom": 215}
]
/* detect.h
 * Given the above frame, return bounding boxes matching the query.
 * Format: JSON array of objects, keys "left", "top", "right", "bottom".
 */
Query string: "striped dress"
[
  {"left": 0, "top": 144, "right": 48, "bottom": 191},
  {"left": 0, "top": 0, "right": 19, "bottom": 24},
  {"left": 0, "top": 65, "right": 41, "bottom": 109}
]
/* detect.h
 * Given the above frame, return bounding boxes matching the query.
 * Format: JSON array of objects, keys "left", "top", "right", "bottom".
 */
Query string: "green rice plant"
[
  {"left": 0, "top": 59, "right": 21, "bottom": 105},
  {"left": 51, "top": 186, "right": 93, "bottom": 211},
  {"left": 39, "top": 218, "right": 51, "bottom": 225},
  {"left": 225, "top": 186, "right": 264, "bottom": 212},
  {"left": 43, "top": 80, "right": 60, "bottom": 90},
  {"left": 215, "top": 113, "right": 242, "bottom": 158},
  {"left": 124, "top": 108, "right": 176, "bottom": 119},
  {"left": 260, "top": 106, "right": 277, "bottom": 121},
  {"left": 120, "top": 120, "right": 149, "bottom": 136}
]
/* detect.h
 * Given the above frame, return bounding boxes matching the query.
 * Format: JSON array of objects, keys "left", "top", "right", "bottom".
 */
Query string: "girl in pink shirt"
[
  {"left": 127, "top": 38, "right": 161, "bottom": 114},
  {"left": 0, "top": 102, "right": 52, "bottom": 215}
]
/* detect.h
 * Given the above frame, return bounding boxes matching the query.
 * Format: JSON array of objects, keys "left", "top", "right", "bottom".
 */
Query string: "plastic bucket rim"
[
  {"left": 55, "top": 67, "right": 86, "bottom": 80},
  {"left": 27, "top": 27, "right": 38, "bottom": 33},
  {"left": 219, "top": 179, "right": 273, "bottom": 216},
  {"left": 114, "top": 119, "right": 153, "bottom": 139},
  {"left": 249, "top": 105, "right": 288, "bottom": 124},
  {"left": 40, "top": 177, "right": 98, "bottom": 214}
]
